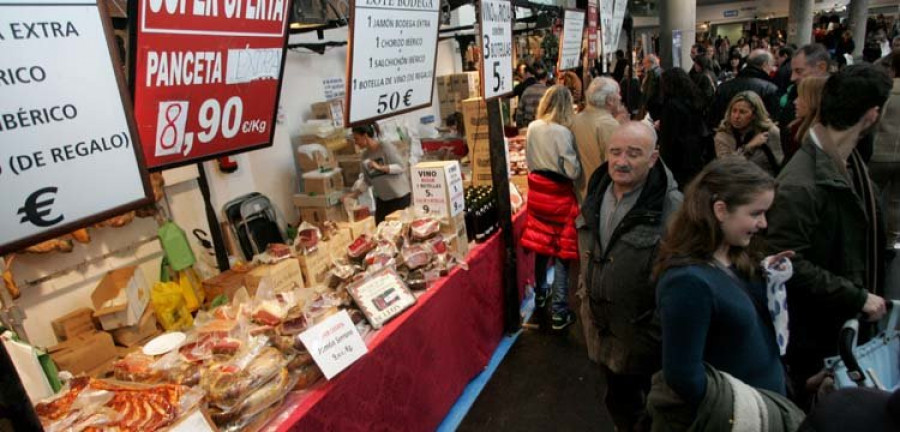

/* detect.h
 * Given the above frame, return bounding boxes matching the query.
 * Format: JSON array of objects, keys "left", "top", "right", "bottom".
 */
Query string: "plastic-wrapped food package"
[
  {"left": 376, "top": 220, "right": 406, "bottom": 245},
  {"left": 201, "top": 344, "right": 285, "bottom": 409},
  {"left": 112, "top": 352, "right": 159, "bottom": 383},
  {"left": 401, "top": 243, "right": 433, "bottom": 270},
  {"left": 409, "top": 218, "right": 440, "bottom": 241},
  {"left": 348, "top": 234, "right": 377, "bottom": 260},
  {"left": 210, "top": 367, "right": 295, "bottom": 428},
  {"left": 292, "top": 363, "right": 324, "bottom": 391}
]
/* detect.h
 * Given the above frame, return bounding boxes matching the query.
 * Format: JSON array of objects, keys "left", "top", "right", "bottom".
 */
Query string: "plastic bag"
[{"left": 151, "top": 281, "right": 194, "bottom": 331}]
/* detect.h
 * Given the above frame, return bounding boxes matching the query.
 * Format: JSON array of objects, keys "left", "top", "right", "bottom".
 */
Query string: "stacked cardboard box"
[
  {"left": 49, "top": 306, "right": 118, "bottom": 375},
  {"left": 437, "top": 72, "right": 480, "bottom": 121},
  {"left": 310, "top": 98, "right": 345, "bottom": 127},
  {"left": 336, "top": 154, "right": 362, "bottom": 187},
  {"left": 91, "top": 266, "right": 150, "bottom": 331},
  {"left": 294, "top": 142, "right": 347, "bottom": 227}
]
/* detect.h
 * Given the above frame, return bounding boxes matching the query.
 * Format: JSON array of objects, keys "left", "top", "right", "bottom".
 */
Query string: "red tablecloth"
[{"left": 269, "top": 212, "right": 531, "bottom": 432}]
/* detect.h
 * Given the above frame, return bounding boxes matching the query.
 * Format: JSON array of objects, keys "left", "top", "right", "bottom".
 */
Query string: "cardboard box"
[
  {"left": 52, "top": 307, "right": 96, "bottom": 342},
  {"left": 295, "top": 129, "right": 349, "bottom": 153},
  {"left": 293, "top": 191, "right": 343, "bottom": 208},
  {"left": 298, "top": 249, "right": 332, "bottom": 287},
  {"left": 441, "top": 212, "right": 467, "bottom": 236},
  {"left": 49, "top": 331, "right": 117, "bottom": 375},
  {"left": 462, "top": 97, "right": 489, "bottom": 145},
  {"left": 91, "top": 266, "right": 150, "bottom": 331},
  {"left": 244, "top": 258, "right": 305, "bottom": 293},
  {"left": 511, "top": 174, "right": 528, "bottom": 195},
  {"left": 110, "top": 308, "right": 159, "bottom": 347},
  {"left": 336, "top": 155, "right": 362, "bottom": 186},
  {"left": 296, "top": 144, "right": 337, "bottom": 173},
  {"left": 338, "top": 216, "right": 376, "bottom": 239},
  {"left": 202, "top": 267, "right": 255, "bottom": 303},
  {"left": 412, "top": 161, "right": 466, "bottom": 218},
  {"left": 300, "top": 205, "right": 346, "bottom": 227},
  {"left": 310, "top": 99, "right": 344, "bottom": 127},
  {"left": 327, "top": 227, "right": 353, "bottom": 257},
  {"left": 447, "top": 223, "right": 470, "bottom": 257},
  {"left": 302, "top": 169, "right": 344, "bottom": 195}
]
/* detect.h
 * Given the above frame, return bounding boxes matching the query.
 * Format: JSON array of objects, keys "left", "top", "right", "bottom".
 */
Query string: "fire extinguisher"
[{"left": 218, "top": 156, "right": 238, "bottom": 173}]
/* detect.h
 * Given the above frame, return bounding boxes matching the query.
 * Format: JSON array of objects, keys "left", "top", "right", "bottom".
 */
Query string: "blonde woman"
[
  {"left": 784, "top": 76, "right": 828, "bottom": 161},
  {"left": 521, "top": 85, "right": 582, "bottom": 330},
  {"left": 714, "top": 91, "right": 783, "bottom": 176}
]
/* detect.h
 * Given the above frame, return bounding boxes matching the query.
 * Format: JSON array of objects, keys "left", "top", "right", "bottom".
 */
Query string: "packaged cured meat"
[
  {"left": 329, "top": 258, "right": 361, "bottom": 281},
  {"left": 210, "top": 367, "right": 295, "bottom": 427},
  {"left": 427, "top": 234, "right": 448, "bottom": 255},
  {"left": 202, "top": 347, "right": 286, "bottom": 409},
  {"left": 347, "top": 234, "right": 376, "bottom": 259},
  {"left": 265, "top": 243, "right": 292, "bottom": 259},
  {"left": 401, "top": 243, "right": 433, "bottom": 270},
  {"left": 406, "top": 269, "right": 426, "bottom": 291},
  {"left": 409, "top": 217, "right": 440, "bottom": 241},
  {"left": 292, "top": 363, "right": 324, "bottom": 390},
  {"left": 292, "top": 222, "right": 321, "bottom": 253},
  {"left": 278, "top": 312, "right": 308, "bottom": 335},
  {"left": 376, "top": 220, "right": 406, "bottom": 245},
  {"left": 113, "top": 352, "right": 159, "bottom": 383}
]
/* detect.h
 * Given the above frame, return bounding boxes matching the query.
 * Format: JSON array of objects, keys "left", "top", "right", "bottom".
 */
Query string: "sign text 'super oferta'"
[
  {"left": 0, "top": 0, "right": 151, "bottom": 254},
  {"left": 132, "top": 0, "right": 291, "bottom": 169}
]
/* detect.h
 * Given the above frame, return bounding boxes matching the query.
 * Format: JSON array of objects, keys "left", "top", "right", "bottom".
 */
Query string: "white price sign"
[
  {"left": 478, "top": 0, "right": 513, "bottom": 100},
  {"left": 559, "top": 9, "right": 585, "bottom": 71},
  {"left": 346, "top": 0, "right": 440, "bottom": 125},
  {"left": 298, "top": 311, "right": 368, "bottom": 380},
  {"left": 0, "top": 0, "right": 151, "bottom": 254}
]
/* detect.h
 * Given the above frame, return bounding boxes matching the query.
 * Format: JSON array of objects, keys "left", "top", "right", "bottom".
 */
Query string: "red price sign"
[
  {"left": 132, "top": 0, "right": 290, "bottom": 170},
  {"left": 587, "top": 0, "right": 598, "bottom": 59}
]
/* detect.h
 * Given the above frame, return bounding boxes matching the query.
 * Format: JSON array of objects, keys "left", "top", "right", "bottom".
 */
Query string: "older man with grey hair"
[
  {"left": 572, "top": 77, "right": 623, "bottom": 201},
  {"left": 709, "top": 48, "right": 780, "bottom": 128},
  {"left": 580, "top": 121, "right": 682, "bottom": 430}
]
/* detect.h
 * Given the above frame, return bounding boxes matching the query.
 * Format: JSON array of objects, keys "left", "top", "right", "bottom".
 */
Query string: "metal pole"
[
  {"left": 196, "top": 163, "right": 231, "bottom": 272},
  {"left": 486, "top": 99, "right": 519, "bottom": 333}
]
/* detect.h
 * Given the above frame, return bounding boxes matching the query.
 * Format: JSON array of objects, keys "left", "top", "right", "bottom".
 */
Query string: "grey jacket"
[
  {"left": 872, "top": 79, "right": 900, "bottom": 163},
  {"left": 580, "top": 161, "right": 682, "bottom": 374}
]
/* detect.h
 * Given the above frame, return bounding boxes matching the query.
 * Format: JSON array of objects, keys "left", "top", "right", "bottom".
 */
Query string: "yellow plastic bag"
[
  {"left": 151, "top": 281, "right": 194, "bottom": 331},
  {"left": 177, "top": 270, "right": 202, "bottom": 312}
]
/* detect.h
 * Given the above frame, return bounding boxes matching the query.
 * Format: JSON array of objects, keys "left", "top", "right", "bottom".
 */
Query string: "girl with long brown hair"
[{"left": 653, "top": 157, "right": 788, "bottom": 407}]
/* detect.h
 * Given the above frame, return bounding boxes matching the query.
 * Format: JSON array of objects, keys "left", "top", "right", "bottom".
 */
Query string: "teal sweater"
[{"left": 657, "top": 264, "right": 786, "bottom": 406}]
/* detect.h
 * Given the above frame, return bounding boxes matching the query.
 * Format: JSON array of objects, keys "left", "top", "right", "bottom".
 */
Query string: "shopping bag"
[
  {"left": 158, "top": 221, "right": 196, "bottom": 272},
  {"left": 160, "top": 258, "right": 203, "bottom": 312},
  {"left": 824, "top": 300, "right": 900, "bottom": 390},
  {"left": 151, "top": 280, "right": 194, "bottom": 331}
]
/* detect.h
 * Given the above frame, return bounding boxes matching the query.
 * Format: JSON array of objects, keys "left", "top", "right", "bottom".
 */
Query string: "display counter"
[{"left": 265, "top": 210, "right": 531, "bottom": 431}]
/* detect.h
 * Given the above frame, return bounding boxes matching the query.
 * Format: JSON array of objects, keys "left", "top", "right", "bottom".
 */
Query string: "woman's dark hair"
[
  {"left": 654, "top": 157, "right": 776, "bottom": 280},
  {"left": 351, "top": 123, "right": 380, "bottom": 138},
  {"left": 660, "top": 68, "right": 705, "bottom": 111}
]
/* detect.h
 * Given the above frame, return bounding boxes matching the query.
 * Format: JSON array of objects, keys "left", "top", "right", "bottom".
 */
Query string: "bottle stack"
[{"left": 464, "top": 185, "right": 499, "bottom": 243}]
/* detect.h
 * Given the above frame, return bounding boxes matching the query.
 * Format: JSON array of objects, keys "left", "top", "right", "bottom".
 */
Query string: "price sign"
[
  {"left": 478, "top": 0, "right": 513, "bottom": 100},
  {"left": 0, "top": 0, "right": 152, "bottom": 255},
  {"left": 298, "top": 310, "right": 368, "bottom": 380},
  {"left": 558, "top": 9, "right": 585, "bottom": 71},
  {"left": 132, "top": 0, "right": 291, "bottom": 170},
  {"left": 346, "top": 0, "right": 440, "bottom": 126}
]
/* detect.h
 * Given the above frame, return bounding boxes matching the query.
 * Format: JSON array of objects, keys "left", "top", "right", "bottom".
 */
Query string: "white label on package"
[
  {"left": 0, "top": 0, "right": 149, "bottom": 254},
  {"left": 346, "top": 0, "right": 440, "bottom": 125},
  {"left": 559, "top": 9, "right": 585, "bottom": 71},
  {"left": 478, "top": 0, "right": 513, "bottom": 100},
  {"left": 298, "top": 310, "right": 368, "bottom": 380}
]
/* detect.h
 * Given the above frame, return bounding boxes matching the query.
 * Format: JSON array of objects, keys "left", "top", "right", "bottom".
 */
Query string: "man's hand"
[{"left": 862, "top": 293, "right": 888, "bottom": 322}]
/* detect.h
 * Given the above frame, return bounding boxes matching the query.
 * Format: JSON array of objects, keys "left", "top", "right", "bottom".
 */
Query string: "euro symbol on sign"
[
  {"left": 403, "top": 89, "right": 412, "bottom": 106},
  {"left": 17, "top": 186, "right": 64, "bottom": 227}
]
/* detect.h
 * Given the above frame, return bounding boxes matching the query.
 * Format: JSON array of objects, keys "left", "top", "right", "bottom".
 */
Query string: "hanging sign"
[
  {"left": 558, "top": 9, "right": 585, "bottom": 71},
  {"left": 0, "top": 0, "right": 152, "bottom": 255},
  {"left": 345, "top": 0, "right": 440, "bottom": 126},
  {"left": 132, "top": 0, "right": 291, "bottom": 170},
  {"left": 609, "top": 0, "right": 628, "bottom": 54},
  {"left": 587, "top": 0, "right": 598, "bottom": 59},
  {"left": 478, "top": 0, "right": 513, "bottom": 100}
]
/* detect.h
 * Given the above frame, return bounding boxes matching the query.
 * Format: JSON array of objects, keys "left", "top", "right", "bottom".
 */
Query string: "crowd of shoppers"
[{"left": 515, "top": 25, "right": 900, "bottom": 428}]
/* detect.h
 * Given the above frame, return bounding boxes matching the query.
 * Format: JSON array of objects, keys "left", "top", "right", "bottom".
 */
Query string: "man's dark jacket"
[
  {"left": 765, "top": 138, "right": 886, "bottom": 379},
  {"left": 580, "top": 161, "right": 682, "bottom": 374},
  {"left": 709, "top": 66, "right": 779, "bottom": 128}
]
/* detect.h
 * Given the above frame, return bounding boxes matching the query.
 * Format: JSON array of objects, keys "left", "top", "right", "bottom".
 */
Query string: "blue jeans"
[{"left": 535, "top": 254, "right": 570, "bottom": 316}]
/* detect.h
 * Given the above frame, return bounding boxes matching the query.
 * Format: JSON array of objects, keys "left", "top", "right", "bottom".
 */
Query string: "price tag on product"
[
  {"left": 132, "top": 0, "right": 291, "bottom": 170},
  {"left": 478, "top": 0, "right": 513, "bottom": 100},
  {"left": 558, "top": 9, "right": 585, "bottom": 71},
  {"left": 345, "top": 0, "right": 440, "bottom": 125},
  {"left": 298, "top": 310, "right": 368, "bottom": 380}
]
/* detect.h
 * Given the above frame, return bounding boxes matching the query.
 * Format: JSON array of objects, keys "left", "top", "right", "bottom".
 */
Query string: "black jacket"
[
  {"left": 659, "top": 98, "right": 713, "bottom": 189},
  {"left": 580, "top": 161, "right": 682, "bottom": 374},
  {"left": 709, "top": 66, "right": 780, "bottom": 128},
  {"left": 774, "top": 61, "right": 792, "bottom": 94}
]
